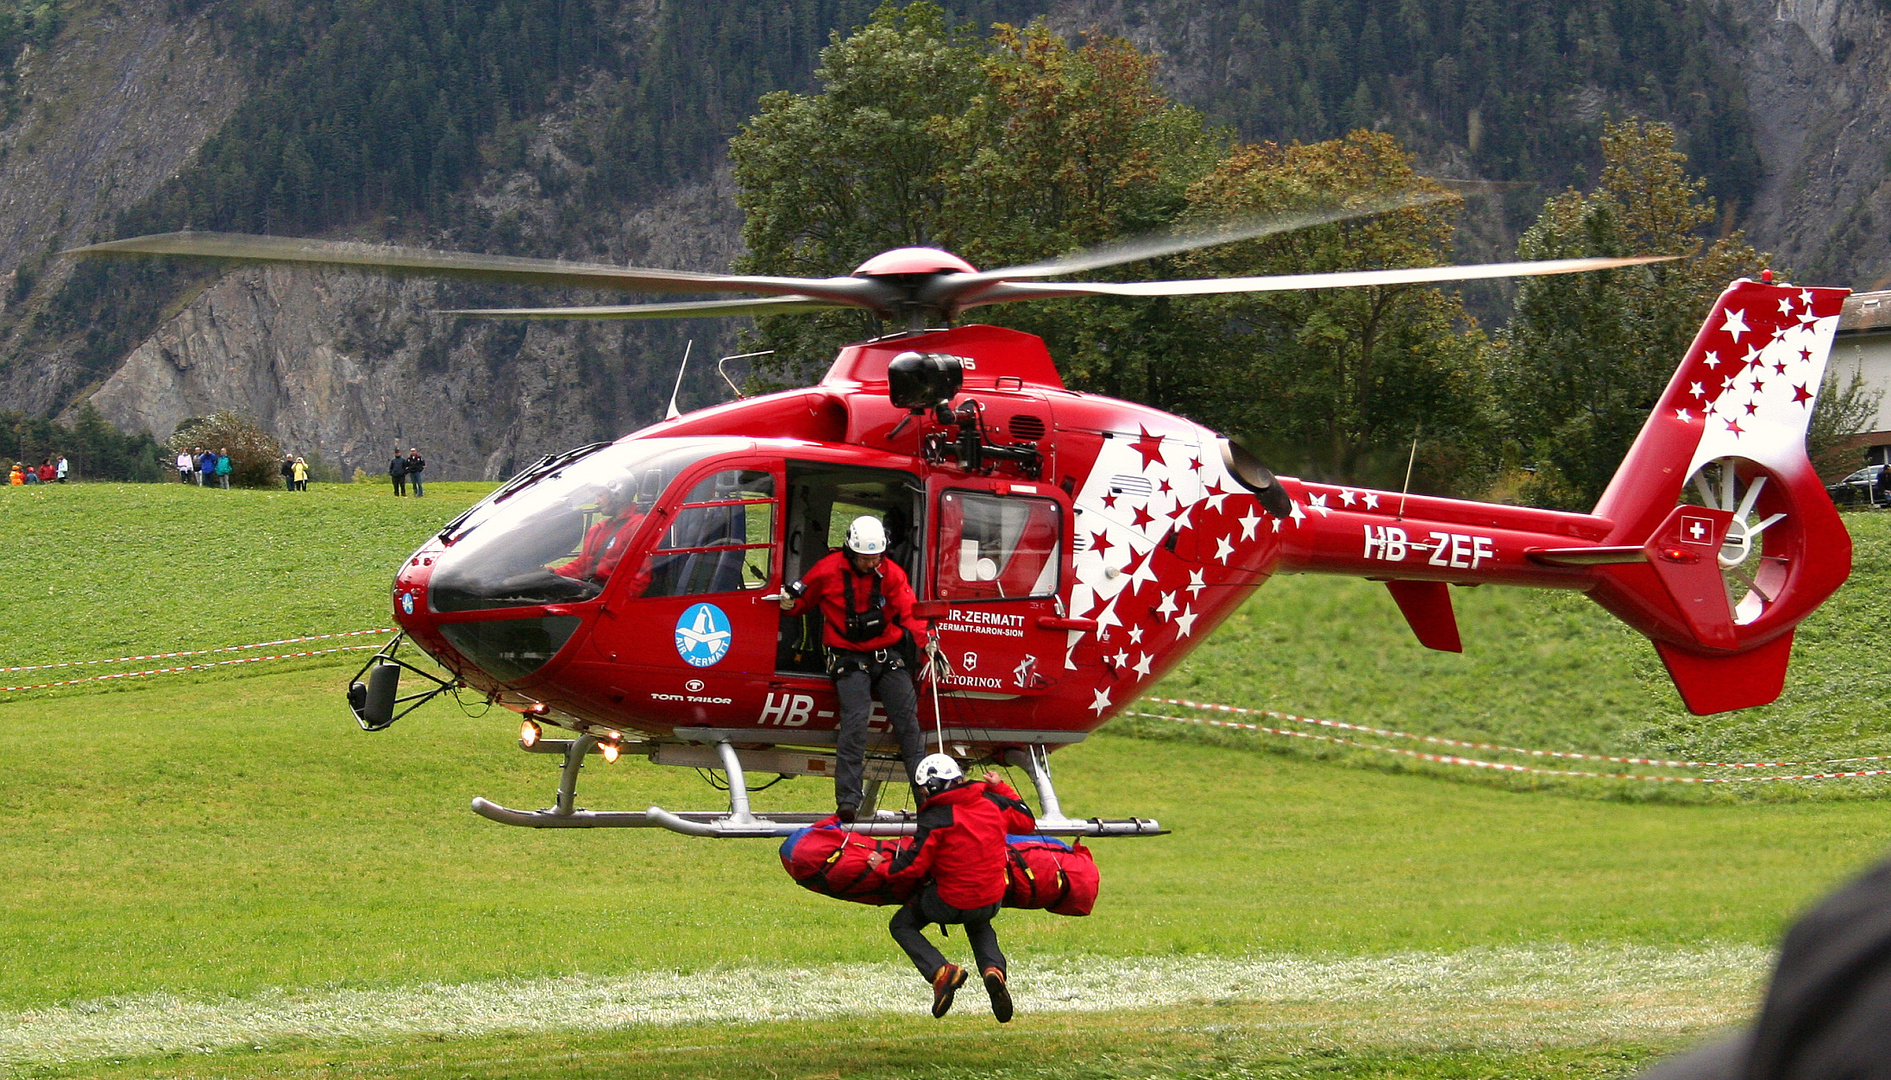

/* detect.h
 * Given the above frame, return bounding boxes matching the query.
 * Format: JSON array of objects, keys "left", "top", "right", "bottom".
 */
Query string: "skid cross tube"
[{"left": 472, "top": 734, "right": 1164, "bottom": 836}]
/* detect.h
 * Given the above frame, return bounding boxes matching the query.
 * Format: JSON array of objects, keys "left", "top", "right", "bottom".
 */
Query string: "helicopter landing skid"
[{"left": 470, "top": 735, "right": 1165, "bottom": 838}]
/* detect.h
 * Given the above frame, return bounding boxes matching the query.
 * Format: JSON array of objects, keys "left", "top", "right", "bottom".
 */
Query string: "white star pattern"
[
  {"left": 1238, "top": 507, "right": 1263, "bottom": 540},
  {"left": 1175, "top": 605, "right": 1198, "bottom": 638},
  {"left": 1363, "top": 492, "right": 1380, "bottom": 510},
  {"left": 1722, "top": 308, "right": 1748, "bottom": 341},
  {"left": 1307, "top": 492, "right": 1331, "bottom": 516},
  {"left": 1132, "top": 652, "right": 1153, "bottom": 678},
  {"left": 1111, "top": 649, "right": 1129, "bottom": 668},
  {"left": 1288, "top": 500, "right": 1307, "bottom": 526},
  {"left": 1089, "top": 687, "right": 1112, "bottom": 715},
  {"left": 1127, "top": 625, "right": 1144, "bottom": 644},
  {"left": 1126, "top": 548, "right": 1160, "bottom": 594},
  {"left": 1155, "top": 591, "right": 1178, "bottom": 619},
  {"left": 1676, "top": 408, "right": 1692, "bottom": 422},
  {"left": 1215, "top": 534, "right": 1235, "bottom": 561},
  {"left": 1703, "top": 350, "right": 1720, "bottom": 369},
  {"left": 1186, "top": 568, "right": 1206, "bottom": 596},
  {"left": 1338, "top": 489, "right": 1357, "bottom": 507}
]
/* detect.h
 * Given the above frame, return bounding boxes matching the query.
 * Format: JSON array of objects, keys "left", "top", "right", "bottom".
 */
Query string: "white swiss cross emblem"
[{"left": 1680, "top": 513, "right": 1716, "bottom": 546}]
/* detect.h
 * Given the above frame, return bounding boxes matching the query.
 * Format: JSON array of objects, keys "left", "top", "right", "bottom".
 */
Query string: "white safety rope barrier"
[{"left": 1131, "top": 700, "right": 1891, "bottom": 784}]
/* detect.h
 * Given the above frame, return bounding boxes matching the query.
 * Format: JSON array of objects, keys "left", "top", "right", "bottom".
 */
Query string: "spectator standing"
[
  {"left": 388, "top": 446, "right": 408, "bottom": 496},
  {"left": 196, "top": 448, "right": 215, "bottom": 486},
  {"left": 214, "top": 447, "right": 233, "bottom": 489},
  {"left": 292, "top": 456, "right": 309, "bottom": 491},
  {"left": 55, "top": 454, "right": 67, "bottom": 483},
  {"left": 280, "top": 454, "right": 295, "bottom": 491},
  {"left": 36, "top": 459, "right": 54, "bottom": 483},
  {"left": 406, "top": 448, "right": 426, "bottom": 496},
  {"left": 8, "top": 463, "right": 22, "bottom": 485},
  {"left": 22, "top": 462, "right": 38, "bottom": 484},
  {"left": 175, "top": 449, "right": 193, "bottom": 483}
]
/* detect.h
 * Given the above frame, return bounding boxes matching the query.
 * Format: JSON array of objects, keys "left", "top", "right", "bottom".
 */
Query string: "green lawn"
[{"left": 3, "top": 484, "right": 1888, "bottom": 1078}]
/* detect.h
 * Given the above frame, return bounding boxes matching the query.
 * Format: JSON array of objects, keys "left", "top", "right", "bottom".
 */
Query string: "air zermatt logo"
[{"left": 675, "top": 603, "right": 733, "bottom": 667}]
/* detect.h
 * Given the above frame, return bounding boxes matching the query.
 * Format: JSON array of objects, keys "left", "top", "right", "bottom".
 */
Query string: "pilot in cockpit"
[{"left": 552, "top": 480, "right": 647, "bottom": 584}]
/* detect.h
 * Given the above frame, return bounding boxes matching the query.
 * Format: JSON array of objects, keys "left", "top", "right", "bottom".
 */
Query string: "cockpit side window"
[
  {"left": 428, "top": 440, "right": 720, "bottom": 613},
  {"left": 935, "top": 490, "right": 1060, "bottom": 600},
  {"left": 638, "top": 468, "right": 777, "bottom": 598}
]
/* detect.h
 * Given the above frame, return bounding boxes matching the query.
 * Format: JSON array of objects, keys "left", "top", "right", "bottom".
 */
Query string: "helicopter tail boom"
[{"left": 1274, "top": 276, "right": 1851, "bottom": 714}]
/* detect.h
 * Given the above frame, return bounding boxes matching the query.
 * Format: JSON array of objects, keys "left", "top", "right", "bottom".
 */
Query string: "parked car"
[{"left": 1827, "top": 465, "right": 1891, "bottom": 506}]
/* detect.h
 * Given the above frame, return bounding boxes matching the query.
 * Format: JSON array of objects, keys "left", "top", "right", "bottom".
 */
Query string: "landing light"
[
  {"left": 519, "top": 719, "right": 542, "bottom": 748},
  {"left": 600, "top": 737, "right": 622, "bottom": 764}
]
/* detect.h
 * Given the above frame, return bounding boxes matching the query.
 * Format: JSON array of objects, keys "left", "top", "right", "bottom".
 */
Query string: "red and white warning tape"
[
  {"left": 1, "top": 629, "right": 396, "bottom": 674},
  {"left": 1143, "top": 696, "right": 1891, "bottom": 769},
  {"left": 0, "top": 645, "right": 387, "bottom": 695},
  {"left": 1131, "top": 702, "right": 1891, "bottom": 784}
]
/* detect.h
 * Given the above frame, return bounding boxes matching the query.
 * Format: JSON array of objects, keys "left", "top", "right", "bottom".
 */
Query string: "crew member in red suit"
[
  {"left": 554, "top": 483, "right": 646, "bottom": 583},
  {"left": 780, "top": 515, "right": 929, "bottom": 821},
  {"left": 871, "top": 754, "right": 1036, "bottom": 1021}
]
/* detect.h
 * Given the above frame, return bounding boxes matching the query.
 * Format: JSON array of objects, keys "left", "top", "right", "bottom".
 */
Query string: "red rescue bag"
[
  {"left": 1002, "top": 835, "right": 1099, "bottom": 916},
  {"left": 780, "top": 824, "right": 1101, "bottom": 917},
  {"left": 779, "top": 817, "right": 915, "bottom": 906}
]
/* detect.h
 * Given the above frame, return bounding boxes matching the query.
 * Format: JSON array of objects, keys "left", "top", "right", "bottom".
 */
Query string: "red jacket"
[
  {"left": 887, "top": 780, "right": 1037, "bottom": 909},
  {"left": 785, "top": 550, "right": 929, "bottom": 653},
  {"left": 553, "top": 512, "right": 645, "bottom": 582}
]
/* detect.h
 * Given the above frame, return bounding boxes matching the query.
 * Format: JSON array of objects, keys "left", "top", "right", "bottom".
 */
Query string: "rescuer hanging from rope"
[
  {"left": 780, "top": 515, "right": 931, "bottom": 821},
  {"left": 869, "top": 754, "right": 1038, "bottom": 1021}
]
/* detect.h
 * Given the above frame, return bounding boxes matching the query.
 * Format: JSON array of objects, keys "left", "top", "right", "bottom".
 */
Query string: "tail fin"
[{"left": 1584, "top": 277, "right": 1852, "bottom": 714}]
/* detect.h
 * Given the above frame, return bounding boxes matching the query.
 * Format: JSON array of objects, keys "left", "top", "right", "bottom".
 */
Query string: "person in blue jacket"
[{"left": 197, "top": 449, "right": 216, "bottom": 486}]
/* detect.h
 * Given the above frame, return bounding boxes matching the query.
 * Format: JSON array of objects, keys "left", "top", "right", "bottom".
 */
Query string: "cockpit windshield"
[{"left": 428, "top": 439, "right": 738, "bottom": 612}]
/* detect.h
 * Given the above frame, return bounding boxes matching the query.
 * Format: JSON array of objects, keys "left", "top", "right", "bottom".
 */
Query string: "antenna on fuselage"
[
  {"left": 717, "top": 350, "right": 772, "bottom": 401},
  {"left": 1396, "top": 427, "right": 1421, "bottom": 521},
  {"left": 665, "top": 340, "right": 694, "bottom": 421}
]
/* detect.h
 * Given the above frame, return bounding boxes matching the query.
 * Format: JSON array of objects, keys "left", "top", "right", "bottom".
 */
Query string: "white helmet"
[
  {"left": 914, "top": 753, "right": 963, "bottom": 790},
  {"left": 845, "top": 515, "right": 887, "bottom": 555}
]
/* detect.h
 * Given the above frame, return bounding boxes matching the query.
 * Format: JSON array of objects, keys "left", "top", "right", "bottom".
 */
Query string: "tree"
[
  {"left": 168, "top": 412, "right": 286, "bottom": 488},
  {"left": 1173, "top": 132, "right": 1493, "bottom": 490},
  {"left": 730, "top": 3, "right": 988, "bottom": 380},
  {"left": 729, "top": 4, "right": 1217, "bottom": 384},
  {"left": 731, "top": 5, "right": 1500, "bottom": 489},
  {"left": 1496, "top": 118, "right": 1767, "bottom": 509}
]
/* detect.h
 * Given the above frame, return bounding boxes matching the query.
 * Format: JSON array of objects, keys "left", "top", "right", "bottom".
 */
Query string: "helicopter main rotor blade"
[
  {"left": 441, "top": 295, "right": 845, "bottom": 319},
  {"left": 954, "top": 254, "right": 1678, "bottom": 308},
  {"left": 963, "top": 191, "right": 1454, "bottom": 284},
  {"left": 67, "top": 231, "right": 891, "bottom": 308}
]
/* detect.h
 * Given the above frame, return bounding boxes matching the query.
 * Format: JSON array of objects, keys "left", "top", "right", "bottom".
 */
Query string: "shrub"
[{"left": 167, "top": 412, "right": 286, "bottom": 488}]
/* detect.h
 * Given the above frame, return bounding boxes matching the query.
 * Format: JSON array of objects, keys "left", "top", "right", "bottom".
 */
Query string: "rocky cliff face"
[
  {"left": 1724, "top": 0, "right": 1891, "bottom": 290},
  {"left": 7, "top": 0, "right": 1891, "bottom": 479},
  {"left": 87, "top": 166, "right": 748, "bottom": 481}
]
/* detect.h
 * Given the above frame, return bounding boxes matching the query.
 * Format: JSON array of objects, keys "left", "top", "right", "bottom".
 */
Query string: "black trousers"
[
  {"left": 831, "top": 655, "right": 926, "bottom": 809},
  {"left": 391, "top": 474, "right": 406, "bottom": 495},
  {"left": 889, "top": 884, "right": 1005, "bottom": 980}
]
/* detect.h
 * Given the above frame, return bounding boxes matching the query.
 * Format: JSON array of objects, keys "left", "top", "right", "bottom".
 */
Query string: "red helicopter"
[{"left": 75, "top": 217, "right": 1852, "bottom": 838}]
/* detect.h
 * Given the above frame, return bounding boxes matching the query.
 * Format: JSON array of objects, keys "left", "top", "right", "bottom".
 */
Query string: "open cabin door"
[{"left": 922, "top": 475, "right": 1071, "bottom": 702}]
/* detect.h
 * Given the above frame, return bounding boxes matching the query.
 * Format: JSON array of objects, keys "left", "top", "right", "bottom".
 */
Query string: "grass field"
[{"left": 3, "top": 483, "right": 1889, "bottom": 1078}]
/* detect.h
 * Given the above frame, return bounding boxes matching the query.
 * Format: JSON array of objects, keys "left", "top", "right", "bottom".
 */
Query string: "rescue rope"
[
  {"left": 1130, "top": 705, "right": 1891, "bottom": 784},
  {"left": 1142, "top": 696, "right": 1891, "bottom": 769}
]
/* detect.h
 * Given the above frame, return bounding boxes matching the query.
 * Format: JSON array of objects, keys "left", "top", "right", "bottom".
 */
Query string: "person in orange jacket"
[{"left": 872, "top": 754, "right": 1037, "bottom": 1022}]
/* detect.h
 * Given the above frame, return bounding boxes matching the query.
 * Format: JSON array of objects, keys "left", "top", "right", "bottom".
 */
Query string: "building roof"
[{"left": 1838, "top": 291, "right": 1891, "bottom": 335}]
